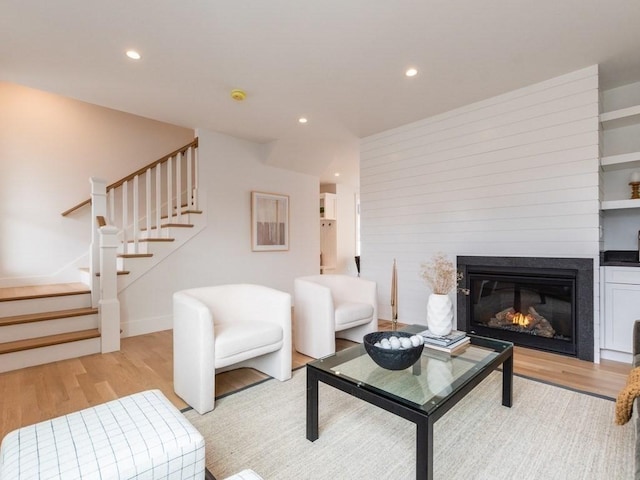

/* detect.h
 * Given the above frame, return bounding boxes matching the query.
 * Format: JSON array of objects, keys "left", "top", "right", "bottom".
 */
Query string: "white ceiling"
[{"left": 3, "top": 0, "right": 640, "bottom": 187}]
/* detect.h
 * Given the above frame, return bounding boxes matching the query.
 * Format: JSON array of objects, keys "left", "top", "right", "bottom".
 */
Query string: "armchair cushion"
[
  {"left": 215, "top": 321, "right": 283, "bottom": 366},
  {"left": 335, "top": 302, "right": 375, "bottom": 328}
]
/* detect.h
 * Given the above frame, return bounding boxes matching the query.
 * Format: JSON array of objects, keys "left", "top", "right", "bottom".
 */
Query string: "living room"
[{"left": 2, "top": 2, "right": 640, "bottom": 478}]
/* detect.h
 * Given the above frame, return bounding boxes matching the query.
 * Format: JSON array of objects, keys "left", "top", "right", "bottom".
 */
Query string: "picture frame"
[{"left": 251, "top": 191, "right": 289, "bottom": 251}]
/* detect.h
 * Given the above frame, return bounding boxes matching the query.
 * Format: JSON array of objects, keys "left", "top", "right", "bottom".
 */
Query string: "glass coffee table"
[{"left": 306, "top": 325, "right": 513, "bottom": 480}]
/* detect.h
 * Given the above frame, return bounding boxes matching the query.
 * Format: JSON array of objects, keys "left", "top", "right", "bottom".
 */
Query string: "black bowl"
[{"left": 363, "top": 331, "right": 424, "bottom": 370}]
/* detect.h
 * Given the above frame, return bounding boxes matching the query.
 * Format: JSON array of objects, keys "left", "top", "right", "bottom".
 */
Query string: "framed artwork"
[{"left": 251, "top": 191, "right": 289, "bottom": 251}]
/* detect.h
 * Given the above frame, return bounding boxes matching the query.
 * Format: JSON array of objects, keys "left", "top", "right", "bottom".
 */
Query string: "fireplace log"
[{"left": 487, "top": 305, "right": 556, "bottom": 338}]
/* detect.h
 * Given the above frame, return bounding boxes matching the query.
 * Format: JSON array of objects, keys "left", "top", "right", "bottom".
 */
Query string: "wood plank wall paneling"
[{"left": 360, "top": 66, "right": 601, "bottom": 337}]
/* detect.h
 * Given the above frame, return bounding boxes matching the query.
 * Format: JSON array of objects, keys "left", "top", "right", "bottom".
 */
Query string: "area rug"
[{"left": 184, "top": 369, "right": 633, "bottom": 480}]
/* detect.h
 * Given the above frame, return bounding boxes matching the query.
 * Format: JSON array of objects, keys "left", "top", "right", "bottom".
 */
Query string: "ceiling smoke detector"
[{"left": 230, "top": 89, "right": 247, "bottom": 101}]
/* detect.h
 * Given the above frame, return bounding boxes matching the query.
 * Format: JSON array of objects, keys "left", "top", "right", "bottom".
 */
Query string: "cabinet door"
[
  {"left": 320, "top": 193, "right": 337, "bottom": 220},
  {"left": 604, "top": 283, "right": 640, "bottom": 353}
]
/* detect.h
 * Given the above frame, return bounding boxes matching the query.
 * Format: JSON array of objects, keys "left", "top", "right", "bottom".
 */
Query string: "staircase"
[
  {"left": 0, "top": 139, "right": 203, "bottom": 373},
  {"left": 0, "top": 283, "right": 99, "bottom": 373}
]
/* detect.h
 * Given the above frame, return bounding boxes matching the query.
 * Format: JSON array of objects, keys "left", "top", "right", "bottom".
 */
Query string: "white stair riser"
[
  {"left": 1, "top": 314, "right": 99, "bottom": 343},
  {"left": 118, "top": 243, "right": 151, "bottom": 255},
  {"left": 116, "top": 255, "right": 155, "bottom": 271},
  {"left": 138, "top": 213, "right": 197, "bottom": 240},
  {"left": 139, "top": 226, "right": 194, "bottom": 240},
  {"left": 0, "top": 294, "right": 92, "bottom": 317},
  {"left": 118, "top": 241, "right": 174, "bottom": 257},
  {"left": 0, "top": 338, "right": 101, "bottom": 373},
  {"left": 79, "top": 269, "right": 91, "bottom": 285}
]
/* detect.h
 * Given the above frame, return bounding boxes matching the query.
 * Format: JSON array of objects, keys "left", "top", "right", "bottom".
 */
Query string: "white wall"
[
  {"left": 118, "top": 129, "right": 320, "bottom": 335},
  {"left": 0, "top": 82, "right": 194, "bottom": 285},
  {"left": 360, "top": 66, "right": 600, "bottom": 338}
]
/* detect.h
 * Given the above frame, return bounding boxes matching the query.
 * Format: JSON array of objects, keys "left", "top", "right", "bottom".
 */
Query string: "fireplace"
[{"left": 457, "top": 256, "right": 594, "bottom": 361}]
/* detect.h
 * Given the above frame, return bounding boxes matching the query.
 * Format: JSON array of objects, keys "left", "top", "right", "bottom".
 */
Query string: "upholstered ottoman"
[{"left": 0, "top": 389, "right": 205, "bottom": 479}]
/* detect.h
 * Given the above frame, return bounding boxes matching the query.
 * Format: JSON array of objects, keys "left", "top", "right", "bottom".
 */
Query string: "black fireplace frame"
[{"left": 457, "top": 256, "right": 594, "bottom": 361}]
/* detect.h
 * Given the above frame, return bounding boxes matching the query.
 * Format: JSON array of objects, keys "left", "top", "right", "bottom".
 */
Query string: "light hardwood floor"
[{"left": 0, "top": 321, "right": 631, "bottom": 441}]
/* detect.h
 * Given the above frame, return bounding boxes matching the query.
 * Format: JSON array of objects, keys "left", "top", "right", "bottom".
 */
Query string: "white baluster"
[
  {"left": 193, "top": 145, "right": 199, "bottom": 210},
  {"left": 145, "top": 167, "right": 151, "bottom": 237},
  {"left": 187, "top": 146, "right": 193, "bottom": 210},
  {"left": 132, "top": 175, "right": 139, "bottom": 254},
  {"left": 99, "top": 224, "right": 121, "bottom": 353},
  {"left": 167, "top": 155, "right": 173, "bottom": 226},
  {"left": 122, "top": 181, "right": 128, "bottom": 254},
  {"left": 108, "top": 188, "right": 115, "bottom": 225},
  {"left": 90, "top": 177, "right": 107, "bottom": 308},
  {"left": 155, "top": 164, "right": 162, "bottom": 238},
  {"left": 176, "top": 151, "right": 182, "bottom": 223}
]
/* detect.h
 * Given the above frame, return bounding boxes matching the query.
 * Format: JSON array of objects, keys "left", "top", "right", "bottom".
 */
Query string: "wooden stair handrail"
[{"left": 61, "top": 138, "right": 198, "bottom": 216}]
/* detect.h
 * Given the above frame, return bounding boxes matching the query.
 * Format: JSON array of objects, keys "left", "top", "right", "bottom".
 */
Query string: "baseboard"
[
  {"left": 121, "top": 314, "right": 172, "bottom": 338},
  {"left": 599, "top": 349, "right": 632, "bottom": 364}
]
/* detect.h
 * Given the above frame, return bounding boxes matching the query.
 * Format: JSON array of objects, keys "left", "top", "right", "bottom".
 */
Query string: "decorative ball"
[{"left": 363, "top": 331, "right": 425, "bottom": 370}]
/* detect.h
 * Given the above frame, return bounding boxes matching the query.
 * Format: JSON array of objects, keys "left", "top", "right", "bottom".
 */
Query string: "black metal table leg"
[
  {"left": 306, "top": 367, "right": 319, "bottom": 441},
  {"left": 502, "top": 352, "right": 513, "bottom": 408},
  {"left": 416, "top": 416, "right": 433, "bottom": 480}
]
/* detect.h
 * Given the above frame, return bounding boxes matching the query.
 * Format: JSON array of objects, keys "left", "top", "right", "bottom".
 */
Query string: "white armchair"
[
  {"left": 294, "top": 274, "right": 378, "bottom": 359},
  {"left": 173, "top": 284, "right": 292, "bottom": 414}
]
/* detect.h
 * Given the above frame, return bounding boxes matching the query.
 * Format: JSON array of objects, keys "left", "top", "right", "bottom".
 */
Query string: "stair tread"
[
  {"left": 163, "top": 210, "right": 203, "bottom": 220},
  {"left": 0, "top": 283, "right": 90, "bottom": 302},
  {"left": 140, "top": 223, "right": 194, "bottom": 231},
  {"left": 0, "top": 307, "right": 99, "bottom": 326},
  {"left": 128, "top": 238, "right": 175, "bottom": 243},
  {"left": 0, "top": 329, "right": 100, "bottom": 355},
  {"left": 79, "top": 268, "right": 130, "bottom": 275},
  {"left": 118, "top": 253, "right": 153, "bottom": 258}
]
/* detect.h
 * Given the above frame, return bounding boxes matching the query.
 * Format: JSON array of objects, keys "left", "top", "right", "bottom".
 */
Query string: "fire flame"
[{"left": 511, "top": 312, "right": 531, "bottom": 327}]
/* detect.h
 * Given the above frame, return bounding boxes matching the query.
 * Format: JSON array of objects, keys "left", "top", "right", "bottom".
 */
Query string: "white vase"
[{"left": 426, "top": 293, "right": 454, "bottom": 336}]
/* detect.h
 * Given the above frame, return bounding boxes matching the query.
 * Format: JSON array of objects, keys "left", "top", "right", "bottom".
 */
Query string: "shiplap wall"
[{"left": 360, "top": 66, "right": 601, "bottom": 347}]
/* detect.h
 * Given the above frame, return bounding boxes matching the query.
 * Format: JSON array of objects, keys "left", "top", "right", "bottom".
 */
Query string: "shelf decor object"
[
  {"left": 251, "top": 191, "right": 289, "bottom": 251},
  {"left": 391, "top": 258, "right": 398, "bottom": 331},
  {"left": 631, "top": 171, "right": 640, "bottom": 199}
]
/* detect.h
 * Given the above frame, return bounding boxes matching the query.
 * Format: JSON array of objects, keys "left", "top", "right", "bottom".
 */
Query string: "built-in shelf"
[
  {"left": 600, "top": 101, "right": 640, "bottom": 210},
  {"left": 600, "top": 105, "right": 640, "bottom": 129},
  {"left": 601, "top": 151, "right": 640, "bottom": 172},
  {"left": 601, "top": 198, "right": 640, "bottom": 210}
]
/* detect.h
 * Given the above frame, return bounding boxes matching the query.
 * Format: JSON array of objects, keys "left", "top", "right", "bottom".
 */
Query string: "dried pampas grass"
[{"left": 419, "top": 253, "right": 466, "bottom": 295}]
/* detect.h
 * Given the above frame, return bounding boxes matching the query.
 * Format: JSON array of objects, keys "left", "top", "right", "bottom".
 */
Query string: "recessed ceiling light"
[
  {"left": 126, "top": 50, "right": 141, "bottom": 60},
  {"left": 299, "top": 117, "right": 308, "bottom": 124},
  {"left": 405, "top": 68, "right": 418, "bottom": 77},
  {"left": 334, "top": 172, "right": 340, "bottom": 177}
]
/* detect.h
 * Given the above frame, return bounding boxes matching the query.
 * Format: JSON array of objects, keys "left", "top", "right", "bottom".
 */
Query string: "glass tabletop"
[{"left": 308, "top": 324, "right": 513, "bottom": 415}]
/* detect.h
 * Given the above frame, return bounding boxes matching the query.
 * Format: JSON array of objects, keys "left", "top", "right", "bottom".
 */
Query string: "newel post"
[
  {"left": 90, "top": 177, "right": 107, "bottom": 308},
  {"left": 99, "top": 225, "right": 121, "bottom": 353}
]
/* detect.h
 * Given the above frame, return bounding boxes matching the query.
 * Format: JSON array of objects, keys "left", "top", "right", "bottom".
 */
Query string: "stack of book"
[{"left": 418, "top": 328, "right": 470, "bottom": 354}]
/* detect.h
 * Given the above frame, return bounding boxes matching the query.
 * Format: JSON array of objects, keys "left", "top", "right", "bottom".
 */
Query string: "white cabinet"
[
  {"left": 603, "top": 267, "right": 640, "bottom": 354},
  {"left": 320, "top": 193, "right": 337, "bottom": 272},
  {"left": 320, "top": 193, "right": 337, "bottom": 220}
]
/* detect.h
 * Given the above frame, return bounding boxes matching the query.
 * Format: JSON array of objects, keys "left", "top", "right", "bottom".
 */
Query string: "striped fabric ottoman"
[{"left": 0, "top": 390, "right": 205, "bottom": 479}]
